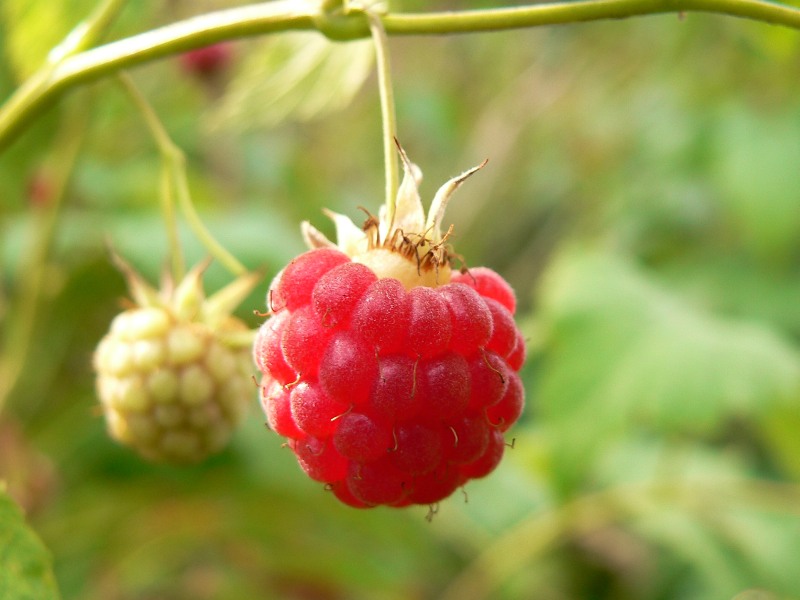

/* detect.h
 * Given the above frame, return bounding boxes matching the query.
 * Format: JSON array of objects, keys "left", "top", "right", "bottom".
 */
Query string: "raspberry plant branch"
[
  {"left": 3, "top": 0, "right": 800, "bottom": 152},
  {"left": 48, "top": 0, "right": 130, "bottom": 61},
  {"left": 117, "top": 73, "right": 248, "bottom": 278},
  {"left": 0, "top": 0, "right": 128, "bottom": 151}
]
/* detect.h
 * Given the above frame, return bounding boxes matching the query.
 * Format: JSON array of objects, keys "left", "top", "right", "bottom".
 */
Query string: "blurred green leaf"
[
  {"left": 596, "top": 438, "right": 800, "bottom": 598},
  {"left": 537, "top": 248, "right": 800, "bottom": 433},
  {"left": 1, "top": 206, "right": 306, "bottom": 288},
  {"left": 656, "top": 255, "right": 800, "bottom": 337},
  {"left": 709, "top": 102, "right": 800, "bottom": 262},
  {"left": 1, "top": 0, "right": 96, "bottom": 80},
  {"left": 206, "top": 33, "right": 374, "bottom": 132},
  {"left": 533, "top": 247, "right": 800, "bottom": 493},
  {"left": 37, "top": 419, "right": 462, "bottom": 600},
  {"left": 0, "top": 486, "right": 60, "bottom": 600}
]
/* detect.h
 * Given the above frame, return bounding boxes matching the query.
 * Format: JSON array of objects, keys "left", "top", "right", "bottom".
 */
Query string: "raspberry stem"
[
  {"left": 362, "top": 6, "right": 399, "bottom": 227},
  {"left": 158, "top": 162, "right": 184, "bottom": 281},
  {"left": 117, "top": 73, "right": 185, "bottom": 280},
  {"left": 49, "top": 0, "right": 129, "bottom": 61},
  {"left": 117, "top": 73, "right": 247, "bottom": 278}
]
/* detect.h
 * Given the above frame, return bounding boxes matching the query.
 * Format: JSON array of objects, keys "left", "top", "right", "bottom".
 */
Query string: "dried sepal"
[
  {"left": 321, "top": 209, "right": 367, "bottom": 256},
  {"left": 297, "top": 144, "right": 485, "bottom": 289},
  {"left": 425, "top": 159, "right": 488, "bottom": 238},
  {"left": 301, "top": 221, "right": 337, "bottom": 250},
  {"left": 386, "top": 144, "right": 425, "bottom": 241},
  {"left": 108, "top": 249, "right": 162, "bottom": 308}
]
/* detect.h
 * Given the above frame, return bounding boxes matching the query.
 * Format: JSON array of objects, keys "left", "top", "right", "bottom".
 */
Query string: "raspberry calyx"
[{"left": 301, "top": 146, "right": 486, "bottom": 289}]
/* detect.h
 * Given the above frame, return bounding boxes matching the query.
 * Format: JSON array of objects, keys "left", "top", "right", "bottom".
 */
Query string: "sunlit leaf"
[
  {"left": 205, "top": 33, "right": 373, "bottom": 132},
  {"left": 0, "top": 487, "right": 60, "bottom": 600}
]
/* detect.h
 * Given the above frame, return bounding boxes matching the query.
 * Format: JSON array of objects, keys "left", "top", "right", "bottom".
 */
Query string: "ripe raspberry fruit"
[
  {"left": 254, "top": 150, "right": 526, "bottom": 509},
  {"left": 94, "top": 256, "right": 259, "bottom": 463}
]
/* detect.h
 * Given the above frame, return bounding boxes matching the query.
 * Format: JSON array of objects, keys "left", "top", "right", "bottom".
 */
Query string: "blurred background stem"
[
  {"left": 117, "top": 73, "right": 246, "bottom": 278},
  {"left": 0, "top": 0, "right": 126, "bottom": 415},
  {"left": 0, "top": 98, "right": 88, "bottom": 417},
  {"left": 116, "top": 73, "right": 185, "bottom": 281}
]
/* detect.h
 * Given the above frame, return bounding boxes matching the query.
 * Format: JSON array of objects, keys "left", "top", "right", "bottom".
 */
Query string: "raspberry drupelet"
[{"left": 254, "top": 149, "right": 526, "bottom": 509}]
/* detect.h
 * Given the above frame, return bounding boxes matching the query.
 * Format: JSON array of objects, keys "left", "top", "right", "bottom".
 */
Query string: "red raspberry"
[
  {"left": 254, "top": 154, "right": 526, "bottom": 509},
  {"left": 179, "top": 43, "right": 233, "bottom": 79},
  {"left": 452, "top": 267, "right": 517, "bottom": 315}
]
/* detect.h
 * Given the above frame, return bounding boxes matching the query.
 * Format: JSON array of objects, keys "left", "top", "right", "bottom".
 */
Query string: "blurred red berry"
[{"left": 179, "top": 43, "right": 232, "bottom": 79}]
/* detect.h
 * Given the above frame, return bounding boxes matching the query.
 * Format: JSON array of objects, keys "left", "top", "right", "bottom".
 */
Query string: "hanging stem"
[
  {"left": 362, "top": 6, "right": 399, "bottom": 224},
  {"left": 117, "top": 73, "right": 185, "bottom": 279},
  {"left": 159, "top": 163, "right": 185, "bottom": 280},
  {"left": 172, "top": 153, "right": 247, "bottom": 276},
  {"left": 117, "top": 73, "right": 247, "bottom": 277}
]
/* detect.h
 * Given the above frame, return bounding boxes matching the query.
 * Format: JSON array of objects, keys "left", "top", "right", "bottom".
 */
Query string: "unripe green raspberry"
[{"left": 94, "top": 257, "right": 259, "bottom": 463}]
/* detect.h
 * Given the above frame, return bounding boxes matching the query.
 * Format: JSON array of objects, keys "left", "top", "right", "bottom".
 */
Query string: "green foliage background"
[{"left": 2, "top": 1, "right": 800, "bottom": 598}]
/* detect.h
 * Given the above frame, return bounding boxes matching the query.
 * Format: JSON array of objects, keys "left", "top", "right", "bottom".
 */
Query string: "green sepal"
[
  {"left": 171, "top": 259, "right": 210, "bottom": 321},
  {"left": 203, "top": 269, "right": 262, "bottom": 329},
  {"left": 108, "top": 248, "right": 161, "bottom": 308}
]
